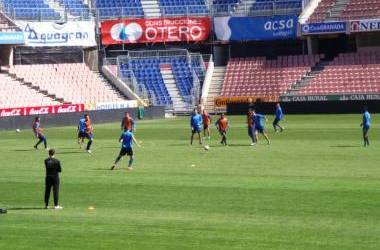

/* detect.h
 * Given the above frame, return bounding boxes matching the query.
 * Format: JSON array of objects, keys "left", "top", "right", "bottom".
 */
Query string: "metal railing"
[
  {"left": 2, "top": 6, "right": 94, "bottom": 21},
  {"left": 0, "top": 0, "right": 308, "bottom": 22},
  {"left": 128, "top": 49, "right": 189, "bottom": 59},
  {"left": 213, "top": 1, "right": 303, "bottom": 16}
]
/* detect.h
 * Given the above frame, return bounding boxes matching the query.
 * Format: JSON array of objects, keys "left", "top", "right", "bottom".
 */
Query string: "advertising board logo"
[
  {"left": 29, "top": 107, "right": 49, "bottom": 115},
  {"left": 264, "top": 18, "right": 294, "bottom": 31},
  {"left": 351, "top": 21, "right": 360, "bottom": 32},
  {"left": 301, "top": 24, "right": 310, "bottom": 33},
  {"left": 110, "top": 22, "right": 143, "bottom": 42},
  {"left": 0, "top": 108, "right": 22, "bottom": 117},
  {"left": 57, "top": 105, "right": 78, "bottom": 113}
]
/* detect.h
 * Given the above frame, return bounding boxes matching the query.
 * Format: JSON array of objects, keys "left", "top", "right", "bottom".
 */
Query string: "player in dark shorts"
[
  {"left": 77, "top": 116, "right": 86, "bottom": 148},
  {"left": 111, "top": 130, "right": 141, "bottom": 170},
  {"left": 360, "top": 106, "right": 371, "bottom": 147}
]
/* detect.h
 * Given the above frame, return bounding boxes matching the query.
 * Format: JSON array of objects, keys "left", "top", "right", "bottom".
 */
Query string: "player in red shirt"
[
  {"left": 84, "top": 115, "right": 93, "bottom": 153},
  {"left": 215, "top": 113, "right": 229, "bottom": 146},
  {"left": 202, "top": 109, "right": 212, "bottom": 140},
  {"left": 121, "top": 112, "right": 135, "bottom": 132}
]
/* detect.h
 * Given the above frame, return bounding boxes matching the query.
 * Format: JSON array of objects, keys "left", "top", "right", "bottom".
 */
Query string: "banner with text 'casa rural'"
[{"left": 101, "top": 17, "right": 210, "bottom": 44}]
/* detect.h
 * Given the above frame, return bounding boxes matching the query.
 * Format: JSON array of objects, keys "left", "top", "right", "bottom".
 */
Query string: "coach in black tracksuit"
[{"left": 44, "top": 149, "right": 62, "bottom": 209}]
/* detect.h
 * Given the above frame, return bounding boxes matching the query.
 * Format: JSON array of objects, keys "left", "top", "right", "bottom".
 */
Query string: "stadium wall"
[
  {"left": 0, "top": 106, "right": 165, "bottom": 131},
  {"left": 227, "top": 101, "right": 380, "bottom": 115}
]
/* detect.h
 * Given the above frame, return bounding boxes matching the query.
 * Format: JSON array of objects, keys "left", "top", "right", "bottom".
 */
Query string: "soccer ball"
[
  {"left": 204, "top": 145, "right": 210, "bottom": 151},
  {"left": 16, "top": 129, "right": 20, "bottom": 133}
]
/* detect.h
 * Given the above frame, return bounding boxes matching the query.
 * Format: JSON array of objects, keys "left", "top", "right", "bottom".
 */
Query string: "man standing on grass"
[
  {"left": 44, "top": 149, "right": 63, "bottom": 209},
  {"left": 215, "top": 113, "right": 229, "bottom": 146},
  {"left": 84, "top": 114, "right": 94, "bottom": 153},
  {"left": 190, "top": 108, "right": 203, "bottom": 145},
  {"left": 273, "top": 103, "right": 284, "bottom": 132},
  {"left": 33, "top": 116, "right": 49, "bottom": 150},
  {"left": 202, "top": 109, "right": 212, "bottom": 140},
  {"left": 77, "top": 116, "right": 86, "bottom": 148},
  {"left": 111, "top": 130, "right": 140, "bottom": 171},
  {"left": 253, "top": 110, "right": 271, "bottom": 145},
  {"left": 121, "top": 112, "right": 136, "bottom": 132},
  {"left": 247, "top": 108, "right": 257, "bottom": 146},
  {"left": 360, "top": 106, "right": 371, "bottom": 147}
]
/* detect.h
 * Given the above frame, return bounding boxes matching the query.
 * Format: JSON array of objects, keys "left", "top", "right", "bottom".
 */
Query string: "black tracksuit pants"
[{"left": 45, "top": 177, "right": 59, "bottom": 206}]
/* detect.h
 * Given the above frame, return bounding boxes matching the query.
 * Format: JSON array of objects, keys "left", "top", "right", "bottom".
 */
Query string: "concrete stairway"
[
  {"left": 160, "top": 68, "right": 188, "bottom": 112},
  {"left": 141, "top": 0, "right": 161, "bottom": 18},
  {"left": 285, "top": 60, "right": 330, "bottom": 95},
  {"left": 325, "top": 0, "right": 350, "bottom": 21},
  {"left": 203, "top": 66, "right": 226, "bottom": 112}
]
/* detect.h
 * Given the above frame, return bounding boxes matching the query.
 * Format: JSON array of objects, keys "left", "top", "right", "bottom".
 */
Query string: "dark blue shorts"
[
  {"left": 120, "top": 147, "right": 133, "bottom": 156},
  {"left": 78, "top": 131, "right": 86, "bottom": 139},
  {"left": 38, "top": 134, "right": 46, "bottom": 141},
  {"left": 255, "top": 126, "right": 265, "bottom": 134},
  {"left": 192, "top": 126, "right": 201, "bottom": 133},
  {"left": 219, "top": 129, "right": 227, "bottom": 136},
  {"left": 203, "top": 124, "right": 209, "bottom": 130},
  {"left": 273, "top": 118, "right": 280, "bottom": 126},
  {"left": 363, "top": 126, "right": 370, "bottom": 134},
  {"left": 85, "top": 132, "right": 93, "bottom": 140}
]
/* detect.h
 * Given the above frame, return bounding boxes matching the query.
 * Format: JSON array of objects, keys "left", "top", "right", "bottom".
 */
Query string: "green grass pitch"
[{"left": 0, "top": 114, "right": 379, "bottom": 250}]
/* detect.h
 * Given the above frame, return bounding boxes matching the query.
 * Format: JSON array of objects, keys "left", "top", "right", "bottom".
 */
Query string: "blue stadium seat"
[
  {"left": 96, "top": 0, "right": 144, "bottom": 19},
  {"left": 2, "top": 0, "right": 61, "bottom": 20},
  {"left": 118, "top": 55, "right": 204, "bottom": 105}
]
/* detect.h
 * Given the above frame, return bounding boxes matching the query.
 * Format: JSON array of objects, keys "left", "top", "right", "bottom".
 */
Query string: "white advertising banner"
[
  {"left": 17, "top": 21, "right": 96, "bottom": 47},
  {"left": 95, "top": 101, "right": 138, "bottom": 111}
]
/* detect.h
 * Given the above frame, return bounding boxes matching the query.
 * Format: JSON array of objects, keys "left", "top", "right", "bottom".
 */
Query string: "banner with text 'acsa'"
[{"left": 214, "top": 15, "right": 297, "bottom": 41}]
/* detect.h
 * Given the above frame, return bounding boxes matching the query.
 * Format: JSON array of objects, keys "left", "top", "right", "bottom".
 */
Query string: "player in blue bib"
[
  {"left": 252, "top": 111, "right": 271, "bottom": 145},
  {"left": 111, "top": 130, "right": 141, "bottom": 170},
  {"left": 77, "top": 117, "right": 86, "bottom": 148},
  {"left": 273, "top": 103, "right": 284, "bottom": 132},
  {"left": 360, "top": 106, "right": 371, "bottom": 147},
  {"left": 190, "top": 108, "right": 203, "bottom": 145}
]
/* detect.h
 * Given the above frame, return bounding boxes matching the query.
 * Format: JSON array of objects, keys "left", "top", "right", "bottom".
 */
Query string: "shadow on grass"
[
  {"left": 7, "top": 207, "right": 45, "bottom": 211},
  {"left": 57, "top": 151, "right": 85, "bottom": 155},
  {"left": 330, "top": 145, "right": 361, "bottom": 148},
  {"left": 97, "top": 146, "right": 121, "bottom": 149},
  {"left": 10, "top": 149, "right": 35, "bottom": 152}
]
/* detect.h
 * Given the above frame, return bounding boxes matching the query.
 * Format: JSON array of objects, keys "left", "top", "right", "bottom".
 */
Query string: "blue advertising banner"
[
  {"left": 0, "top": 31, "right": 24, "bottom": 44},
  {"left": 214, "top": 15, "right": 297, "bottom": 41},
  {"left": 301, "top": 22, "right": 347, "bottom": 35}
]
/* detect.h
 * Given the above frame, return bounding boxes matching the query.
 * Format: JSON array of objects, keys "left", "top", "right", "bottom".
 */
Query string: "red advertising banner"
[
  {"left": 101, "top": 17, "right": 211, "bottom": 44},
  {"left": 0, "top": 104, "right": 85, "bottom": 117},
  {"left": 0, "top": 107, "right": 25, "bottom": 117}
]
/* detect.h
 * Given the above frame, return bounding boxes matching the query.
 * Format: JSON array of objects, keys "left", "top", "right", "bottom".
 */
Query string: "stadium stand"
[
  {"left": 250, "top": 0, "right": 303, "bottom": 13},
  {"left": 111, "top": 50, "right": 204, "bottom": 109},
  {"left": 307, "top": 0, "right": 337, "bottom": 22},
  {"left": 1, "top": 0, "right": 61, "bottom": 20},
  {"left": 6, "top": 63, "right": 125, "bottom": 104},
  {"left": 96, "top": 0, "right": 144, "bottom": 19},
  {"left": 0, "top": 74, "right": 60, "bottom": 108},
  {"left": 159, "top": 0, "right": 208, "bottom": 16},
  {"left": 339, "top": 0, "right": 380, "bottom": 20},
  {"left": 55, "top": 0, "right": 92, "bottom": 19},
  {"left": 214, "top": 0, "right": 303, "bottom": 15},
  {"left": 221, "top": 54, "right": 322, "bottom": 97},
  {"left": 298, "top": 52, "right": 380, "bottom": 95},
  {"left": 0, "top": 15, "right": 10, "bottom": 31}
]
